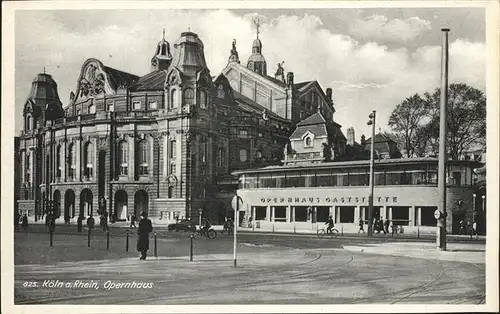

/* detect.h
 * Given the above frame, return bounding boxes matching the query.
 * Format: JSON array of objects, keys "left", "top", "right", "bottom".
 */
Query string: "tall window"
[
  {"left": 56, "top": 145, "right": 62, "bottom": 179},
  {"left": 170, "top": 162, "right": 176, "bottom": 175},
  {"left": 183, "top": 88, "right": 194, "bottom": 106},
  {"left": 168, "top": 186, "right": 174, "bottom": 199},
  {"left": 239, "top": 149, "right": 248, "bottom": 162},
  {"left": 138, "top": 140, "right": 149, "bottom": 175},
  {"left": 199, "top": 91, "right": 207, "bottom": 109},
  {"left": 26, "top": 153, "right": 31, "bottom": 183},
  {"left": 170, "top": 140, "right": 176, "bottom": 159},
  {"left": 83, "top": 142, "right": 94, "bottom": 179},
  {"left": 118, "top": 141, "right": 128, "bottom": 175},
  {"left": 26, "top": 115, "right": 33, "bottom": 130},
  {"left": 68, "top": 143, "right": 76, "bottom": 180},
  {"left": 217, "top": 147, "right": 224, "bottom": 168},
  {"left": 133, "top": 101, "right": 141, "bottom": 110},
  {"left": 170, "top": 89, "right": 178, "bottom": 108},
  {"left": 200, "top": 137, "right": 207, "bottom": 164}
]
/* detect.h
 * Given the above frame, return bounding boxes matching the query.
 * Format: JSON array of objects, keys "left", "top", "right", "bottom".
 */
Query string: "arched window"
[
  {"left": 305, "top": 136, "right": 313, "bottom": 147},
  {"left": 56, "top": 145, "right": 62, "bottom": 179},
  {"left": 199, "top": 91, "right": 207, "bottom": 109},
  {"left": 183, "top": 88, "right": 194, "bottom": 106},
  {"left": 26, "top": 115, "right": 33, "bottom": 130},
  {"left": 256, "top": 151, "right": 263, "bottom": 159},
  {"left": 68, "top": 143, "right": 76, "bottom": 180},
  {"left": 83, "top": 141, "right": 94, "bottom": 179},
  {"left": 170, "top": 89, "right": 178, "bottom": 109},
  {"left": 118, "top": 141, "right": 128, "bottom": 175},
  {"left": 138, "top": 140, "right": 149, "bottom": 175},
  {"left": 239, "top": 149, "right": 248, "bottom": 162}
]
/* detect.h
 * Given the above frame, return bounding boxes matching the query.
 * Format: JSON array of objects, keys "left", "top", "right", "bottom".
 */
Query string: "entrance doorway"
[
  {"left": 80, "top": 189, "right": 93, "bottom": 217},
  {"left": 115, "top": 190, "right": 128, "bottom": 220},
  {"left": 64, "top": 190, "right": 75, "bottom": 218},
  {"left": 134, "top": 190, "right": 149, "bottom": 217}
]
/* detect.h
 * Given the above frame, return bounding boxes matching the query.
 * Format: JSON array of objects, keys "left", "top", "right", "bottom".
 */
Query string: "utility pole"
[
  {"left": 367, "top": 110, "right": 376, "bottom": 236},
  {"left": 437, "top": 28, "right": 450, "bottom": 251}
]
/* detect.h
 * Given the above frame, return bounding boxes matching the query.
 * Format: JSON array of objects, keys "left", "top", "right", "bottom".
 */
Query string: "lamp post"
[
  {"left": 198, "top": 208, "right": 203, "bottom": 227},
  {"left": 481, "top": 195, "right": 485, "bottom": 214},
  {"left": 472, "top": 193, "right": 476, "bottom": 219},
  {"left": 367, "top": 110, "right": 376, "bottom": 236},
  {"left": 437, "top": 28, "right": 450, "bottom": 251}
]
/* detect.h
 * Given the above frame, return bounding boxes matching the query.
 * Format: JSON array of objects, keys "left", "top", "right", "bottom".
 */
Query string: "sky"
[{"left": 14, "top": 6, "right": 486, "bottom": 140}]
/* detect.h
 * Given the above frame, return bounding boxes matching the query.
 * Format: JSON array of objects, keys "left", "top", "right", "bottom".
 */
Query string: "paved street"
[{"left": 14, "top": 229, "right": 485, "bottom": 305}]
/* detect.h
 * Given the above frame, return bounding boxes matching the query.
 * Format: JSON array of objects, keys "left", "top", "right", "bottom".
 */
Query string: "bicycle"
[
  {"left": 317, "top": 227, "right": 339, "bottom": 238},
  {"left": 193, "top": 227, "right": 217, "bottom": 239}
]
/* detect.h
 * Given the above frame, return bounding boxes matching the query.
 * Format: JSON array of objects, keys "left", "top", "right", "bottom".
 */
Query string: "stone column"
[
  {"left": 251, "top": 206, "right": 256, "bottom": 221},
  {"left": 291, "top": 206, "right": 296, "bottom": 222},
  {"left": 409, "top": 206, "right": 415, "bottom": 226},
  {"left": 388, "top": 207, "right": 393, "bottom": 221},
  {"left": 207, "top": 135, "right": 213, "bottom": 176},
  {"left": 354, "top": 206, "right": 360, "bottom": 223},
  {"left": 266, "top": 206, "right": 271, "bottom": 222},
  {"left": 92, "top": 137, "right": 98, "bottom": 181},
  {"left": 163, "top": 135, "right": 168, "bottom": 179},
  {"left": 271, "top": 206, "right": 276, "bottom": 222},
  {"left": 76, "top": 137, "right": 81, "bottom": 181},
  {"left": 61, "top": 141, "right": 66, "bottom": 182},
  {"left": 286, "top": 206, "right": 291, "bottom": 223},
  {"left": 128, "top": 135, "right": 135, "bottom": 181},
  {"left": 149, "top": 134, "right": 154, "bottom": 179},
  {"left": 21, "top": 150, "right": 25, "bottom": 184}
]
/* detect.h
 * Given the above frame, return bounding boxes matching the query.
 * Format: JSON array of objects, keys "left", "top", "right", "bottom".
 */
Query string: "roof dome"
[
  {"left": 252, "top": 38, "right": 262, "bottom": 48},
  {"left": 248, "top": 53, "right": 266, "bottom": 63},
  {"left": 155, "top": 38, "right": 171, "bottom": 59}
]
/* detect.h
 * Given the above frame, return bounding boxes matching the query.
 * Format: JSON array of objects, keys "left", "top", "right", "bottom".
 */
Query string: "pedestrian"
[
  {"left": 384, "top": 218, "right": 390, "bottom": 234},
  {"left": 391, "top": 222, "right": 397, "bottom": 237},
  {"left": 470, "top": 221, "right": 478, "bottom": 240},
  {"left": 137, "top": 211, "right": 153, "bottom": 260},
  {"left": 130, "top": 213, "right": 137, "bottom": 228},
  {"left": 64, "top": 214, "right": 70, "bottom": 225},
  {"left": 77, "top": 215, "right": 83, "bottom": 232},
  {"left": 87, "top": 216, "right": 95, "bottom": 230},
  {"left": 48, "top": 216, "right": 56, "bottom": 234},
  {"left": 379, "top": 217, "right": 386, "bottom": 234},
  {"left": 14, "top": 211, "right": 20, "bottom": 231},
  {"left": 358, "top": 218, "right": 365, "bottom": 233},
  {"left": 459, "top": 220, "right": 465, "bottom": 235},
  {"left": 373, "top": 218, "right": 380, "bottom": 233},
  {"left": 22, "top": 213, "right": 29, "bottom": 230}
]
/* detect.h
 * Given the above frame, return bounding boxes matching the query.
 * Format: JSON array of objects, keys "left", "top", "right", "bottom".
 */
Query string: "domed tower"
[
  {"left": 23, "top": 71, "right": 63, "bottom": 131},
  {"left": 247, "top": 19, "right": 267, "bottom": 76},
  {"left": 169, "top": 31, "right": 209, "bottom": 76},
  {"left": 151, "top": 29, "right": 173, "bottom": 72}
]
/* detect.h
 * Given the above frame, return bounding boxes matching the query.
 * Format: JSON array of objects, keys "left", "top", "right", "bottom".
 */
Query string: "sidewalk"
[{"left": 343, "top": 241, "right": 486, "bottom": 264}]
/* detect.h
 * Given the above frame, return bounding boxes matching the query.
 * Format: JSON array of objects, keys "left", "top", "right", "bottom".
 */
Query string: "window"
[
  {"left": 305, "top": 136, "right": 313, "bottom": 147},
  {"left": 56, "top": 145, "right": 62, "bottom": 178},
  {"left": 83, "top": 142, "right": 94, "bottom": 179},
  {"left": 169, "top": 140, "right": 176, "bottom": 159},
  {"left": 217, "top": 85, "right": 225, "bottom": 99},
  {"left": 170, "top": 89, "right": 178, "bottom": 108},
  {"left": 107, "top": 102, "right": 114, "bottom": 112},
  {"left": 217, "top": 148, "right": 224, "bottom": 168},
  {"left": 133, "top": 101, "right": 141, "bottom": 110},
  {"left": 199, "top": 91, "right": 207, "bottom": 109},
  {"left": 256, "top": 151, "right": 263, "bottom": 159},
  {"left": 26, "top": 153, "right": 31, "bottom": 182},
  {"left": 339, "top": 206, "right": 355, "bottom": 223},
  {"left": 138, "top": 140, "right": 149, "bottom": 175},
  {"left": 239, "top": 149, "right": 248, "bottom": 162},
  {"left": 118, "top": 141, "right": 128, "bottom": 175},
  {"left": 254, "top": 206, "right": 266, "bottom": 220},
  {"left": 87, "top": 104, "right": 95, "bottom": 114},
  {"left": 26, "top": 115, "right": 33, "bottom": 130},
  {"left": 239, "top": 129, "right": 248, "bottom": 138},
  {"left": 77, "top": 109, "right": 81, "bottom": 116},
  {"left": 200, "top": 138, "right": 207, "bottom": 163},
  {"left": 168, "top": 186, "right": 174, "bottom": 199},
  {"left": 68, "top": 143, "right": 76, "bottom": 179},
  {"left": 183, "top": 88, "right": 194, "bottom": 105},
  {"left": 170, "top": 163, "right": 176, "bottom": 174},
  {"left": 149, "top": 101, "right": 158, "bottom": 110}
]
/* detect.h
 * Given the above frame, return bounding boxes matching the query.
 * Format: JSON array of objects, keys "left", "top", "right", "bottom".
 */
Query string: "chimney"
[
  {"left": 347, "top": 127, "right": 355, "bottom": 146},
  {"left": 326, "top": 88, "right": 332, "bottom": 101},
  {"left": 287, "top": 72, "right": 294, "bottom": 87}
]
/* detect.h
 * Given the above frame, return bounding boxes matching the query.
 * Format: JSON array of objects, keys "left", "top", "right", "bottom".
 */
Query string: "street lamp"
[{"left": 367, "top": 110, "right": 376, "bottom": 236}]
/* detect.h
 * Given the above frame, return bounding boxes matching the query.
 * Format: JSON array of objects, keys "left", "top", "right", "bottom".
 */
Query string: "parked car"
[{"left": 168, "top": 219, "right": 196, "bottom": 232}]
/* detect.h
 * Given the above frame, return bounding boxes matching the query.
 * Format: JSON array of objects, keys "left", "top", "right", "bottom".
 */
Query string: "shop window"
[
  {"left": 339, "top": 206, "right": 355, "bottom": 223},
  {"left": 274, "top": 206, "right": 286, "bottom": 222},
  {"left": 316, "top": 207, "right": 330, "bottom": 222},
  {"left": 294, "top": 206, "right": 308, "bottom": 222},
  {"left": 254, "top": 206, "right": 266, "bottom": 220},
  {"left": 391, "top": 206, "right": 410, "bottom": 226},
  {"left": 420, "top": 207, "right": 437, "bottom": 226}
]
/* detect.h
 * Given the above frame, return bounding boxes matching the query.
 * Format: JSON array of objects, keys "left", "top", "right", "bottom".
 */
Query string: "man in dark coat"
[
  {"left": 22, "top": 213, "right": 29, "bottom": 230},
  {"left": 77, "top": 215, "right": 83, "bottom": 232},
  {"left": 137, "top": 211, "right": 153, "bottom": 260}
]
